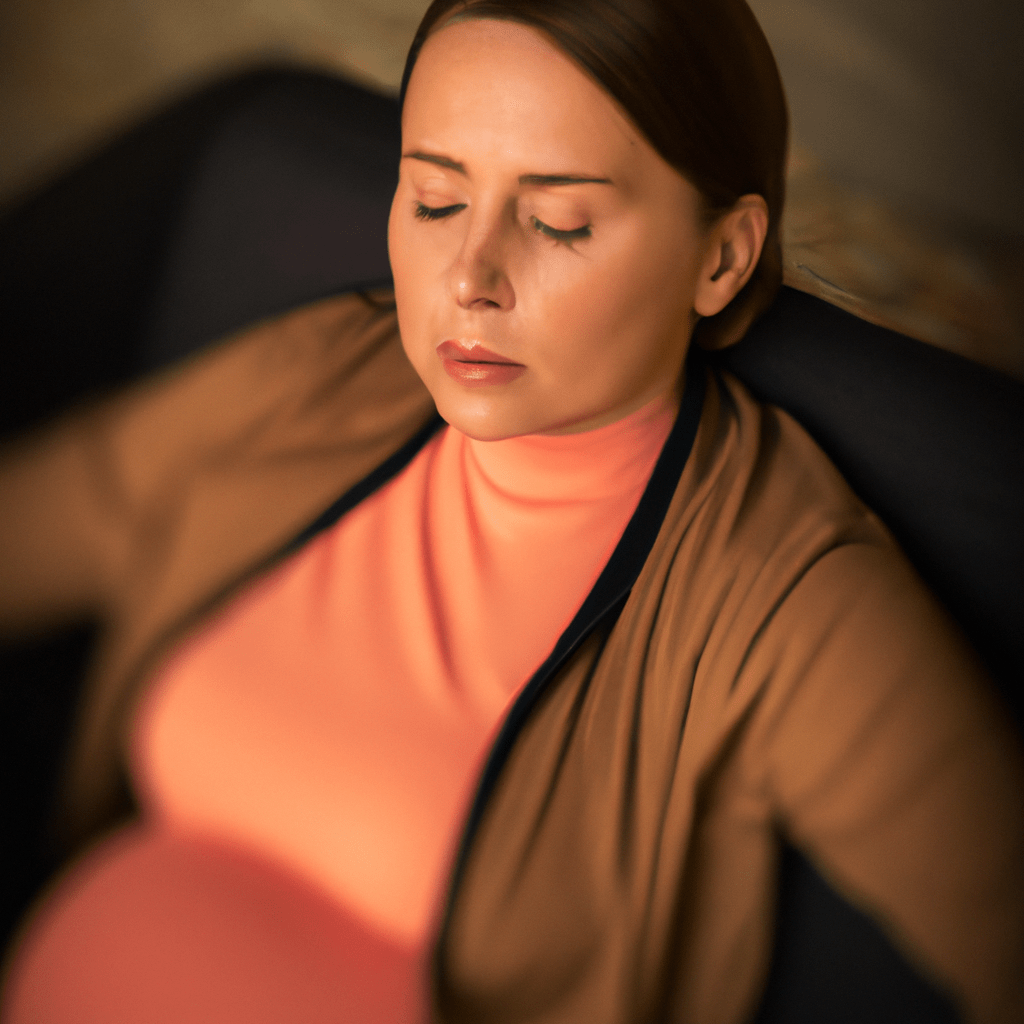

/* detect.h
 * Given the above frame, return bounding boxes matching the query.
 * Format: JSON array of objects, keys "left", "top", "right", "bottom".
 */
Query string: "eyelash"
[
  {"left": 531, "top": 217, "right": 592, "bottom": 245},
  {"left": 413, "top": 202, "right": 592, "bottom": 245},
  {"left": 414, "top": 202, "right": 466, "bottom": 221}
]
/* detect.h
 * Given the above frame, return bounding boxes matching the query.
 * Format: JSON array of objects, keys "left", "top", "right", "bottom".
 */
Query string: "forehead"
[{"left": 402, "top": 18, "right": 643, "bottom": 176}]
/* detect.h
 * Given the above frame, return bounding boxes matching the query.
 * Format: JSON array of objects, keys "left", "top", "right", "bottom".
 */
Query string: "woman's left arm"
[{"left": 746, "top": 542, "right": 1024, "bottom": 1024}]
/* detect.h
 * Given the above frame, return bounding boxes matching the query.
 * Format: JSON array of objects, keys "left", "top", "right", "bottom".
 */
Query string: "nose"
[{"left": 447, "top": 217, "right": 516, "bottom": 311}]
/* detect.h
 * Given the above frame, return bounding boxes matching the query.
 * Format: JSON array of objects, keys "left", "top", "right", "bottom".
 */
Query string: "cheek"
[
  {"left": 590, "top": 217, "right": 700, "bottom": 339},
  {"left": 537, "top": 233, "right": 650, "bottom": 350},
  {"left": 535, "top": 224, "right": 696, "bottom": 385},
  {"left": 388, "top": 199, "right": 428, "bottom": 376},
  {"left": 389, "top": 192, "right": 448, "bottom": 314},
  {"left": 387, "top": 194, "right": 414, "bottom": 298},
  {"left": 389, "top": 198, "right": 432, "bottom": 315},
  {"left": 386, "top": 187, "right": 402, "bottom": 262}
]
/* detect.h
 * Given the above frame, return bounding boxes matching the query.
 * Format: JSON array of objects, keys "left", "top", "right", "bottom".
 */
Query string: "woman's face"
[{"left": 389, "top": 17, "right": 718, "bottom": 440}]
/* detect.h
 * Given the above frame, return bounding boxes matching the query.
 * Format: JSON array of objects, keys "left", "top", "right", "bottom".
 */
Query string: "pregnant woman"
[{"left": 2, "top": 0, "right": 1022, "bottom": 1021}]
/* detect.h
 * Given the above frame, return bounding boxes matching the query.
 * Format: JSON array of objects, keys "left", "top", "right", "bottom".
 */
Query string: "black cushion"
[
  {"left": 137, "top": 70, "right": 398, "bottom": 370},
  {"left": 0, "top": 66, "right": 397, "bottom": 438}
]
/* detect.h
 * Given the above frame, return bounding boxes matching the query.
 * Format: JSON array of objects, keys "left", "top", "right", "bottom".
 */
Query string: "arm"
[
  {"left": 746, "top": 543, "right": 1024, "bottom": 1024},
  {"left": 0, "top": 410, "right": 131, "bottom": 634}
]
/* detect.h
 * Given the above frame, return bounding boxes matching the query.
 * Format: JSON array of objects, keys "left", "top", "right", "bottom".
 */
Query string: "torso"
[
  {"left": 4, "top": 297, "right": 1020, "bottom": 1024},
  {"left": 4, "top": 393, "right": 675, "bottom": 1022}
]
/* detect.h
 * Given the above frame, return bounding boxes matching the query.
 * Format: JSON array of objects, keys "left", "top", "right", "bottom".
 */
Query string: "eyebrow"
[{"left": 403, "top": 151, "right": 613, "bottom": 186}]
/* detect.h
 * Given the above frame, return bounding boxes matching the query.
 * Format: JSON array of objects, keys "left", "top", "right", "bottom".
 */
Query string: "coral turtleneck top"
[{"left": 5, "top": 396, "right": 676, "bottom": 1024}]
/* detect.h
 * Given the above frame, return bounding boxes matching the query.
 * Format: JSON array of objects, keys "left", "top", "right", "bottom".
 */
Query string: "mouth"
[
  {"left": 436, "top": 340, "right": 526, "bottom": 388},
  {"left": 436, "top": 340, "right": 523, "bottom": 365}
]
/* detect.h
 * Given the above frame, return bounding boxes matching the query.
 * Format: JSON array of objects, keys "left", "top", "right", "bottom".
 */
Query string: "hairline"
[{"left": 409, "top": 6, "right": 727, "bottom": 228}]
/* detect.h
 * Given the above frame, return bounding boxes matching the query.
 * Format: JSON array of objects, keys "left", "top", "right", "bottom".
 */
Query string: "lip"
[
  {"left": 436, "top": 340, "right": 522, "bottom": 364},
  {"left": 436, "top": 340, "right": 526, "bottom": 388}
]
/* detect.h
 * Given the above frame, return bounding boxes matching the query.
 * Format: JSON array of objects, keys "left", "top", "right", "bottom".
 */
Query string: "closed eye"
[
  {"left": 531, "top": 216, "right": 592, "bottom": 245},
  {"left": 414, "top": 201, "right": 466, "bottom": 221}
]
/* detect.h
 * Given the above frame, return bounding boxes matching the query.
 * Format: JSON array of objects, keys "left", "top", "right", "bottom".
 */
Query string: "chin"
[
  {"left": 431, "top": 391, "right": 539, "bottom": 442},
  {"left": 439, "top": 408, "right": 529, "bottom": 442}
]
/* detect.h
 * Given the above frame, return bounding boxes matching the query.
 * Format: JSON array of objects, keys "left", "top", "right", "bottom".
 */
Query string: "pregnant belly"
[{"left": 2, "top": 824, "right": 427, "bottom": 1024}]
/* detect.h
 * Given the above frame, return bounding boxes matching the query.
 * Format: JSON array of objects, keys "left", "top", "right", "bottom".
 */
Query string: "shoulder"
[
  {"left": 674, "top": 370, "right": 1024, "bottom": 1021},
  {"left": 3, "top": 290, "right": 424, "bottom": 504},
  {"left": 646, "top": 366, "right": 905, "bottom": 666},
  {"left": 0, "top": 291, "right": 432, "bottom": 630},
  {"left": 664, "top": 364, "right": 1000, "bottom": 723},
  {"left": 645, "top": 362, "right": 1022, "bottom": 817}
]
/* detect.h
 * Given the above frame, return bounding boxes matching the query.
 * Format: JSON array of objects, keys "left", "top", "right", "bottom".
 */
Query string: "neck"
[{"left": 459, "top": 392, "right": 678, "bottom": 504}]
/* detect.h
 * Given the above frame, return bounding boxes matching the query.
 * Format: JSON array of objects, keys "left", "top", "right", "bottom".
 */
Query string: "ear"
[{"left": 693, "top": 195, "right": 769, "bottom": 318}]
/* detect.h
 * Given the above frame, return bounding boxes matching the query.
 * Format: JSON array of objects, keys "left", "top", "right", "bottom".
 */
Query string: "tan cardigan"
[{"left": 1, "top": 292, "right": 1022, "bottom": 1023}]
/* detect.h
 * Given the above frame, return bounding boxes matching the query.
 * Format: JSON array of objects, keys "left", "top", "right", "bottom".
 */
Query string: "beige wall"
[
  {"left": 1, "top": 0, "right": 1021, "bottom": 376},
  {"left": 0, "top": 0, "right": 429, "bottom": 202}
]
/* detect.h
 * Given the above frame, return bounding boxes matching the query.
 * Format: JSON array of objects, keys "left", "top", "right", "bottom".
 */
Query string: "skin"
[{"left": 389, "top": 17, "right": 769, "bottom": 440}]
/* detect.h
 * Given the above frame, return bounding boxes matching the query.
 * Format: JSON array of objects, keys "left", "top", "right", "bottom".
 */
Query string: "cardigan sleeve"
[
  {"left": 742, "top": 540, "right": 1024, "bottom": 1024},
  {"left": 0, "top": 293, "right": 428, "bottom": 639},
  {"left": 0, "top": 407, "right": 135, "bottom": 632},
  {"left": 0, "top": 312, "right": 295, "bottom": 634}
]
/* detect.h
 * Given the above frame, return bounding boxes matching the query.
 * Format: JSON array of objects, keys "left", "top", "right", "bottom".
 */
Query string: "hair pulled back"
[{"left": 400, "top": 0, "right": 788, "bottom": 350}]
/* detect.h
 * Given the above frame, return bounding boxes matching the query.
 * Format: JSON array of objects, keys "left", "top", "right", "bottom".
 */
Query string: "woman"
[{"left": 2, "top": 0, "right": 1022, "bottom": 1021}]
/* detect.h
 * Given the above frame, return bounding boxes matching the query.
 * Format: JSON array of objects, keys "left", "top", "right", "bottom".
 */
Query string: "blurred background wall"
[{"left": 1, "top": 0, "right": 1022, "bottom": 376}]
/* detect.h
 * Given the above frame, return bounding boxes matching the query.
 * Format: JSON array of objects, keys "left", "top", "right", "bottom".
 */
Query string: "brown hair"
[{"left": 399, "top": 0, "right": 788, "bottom": 349}]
